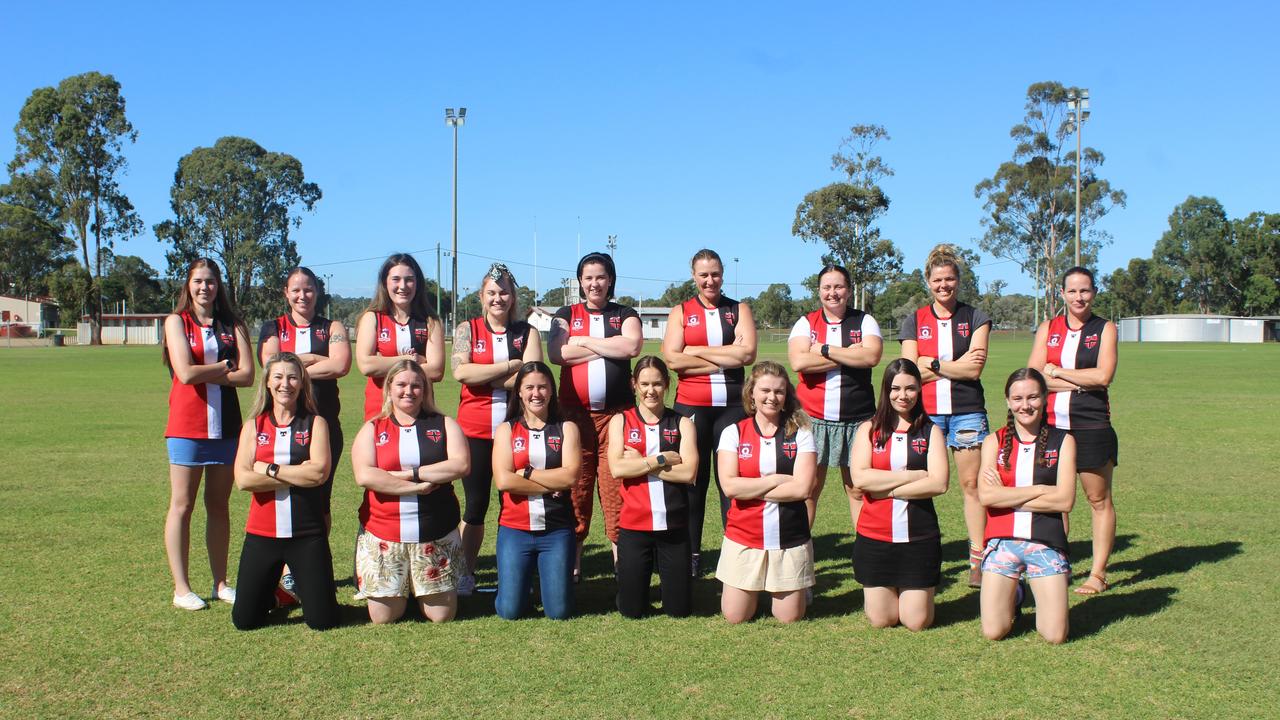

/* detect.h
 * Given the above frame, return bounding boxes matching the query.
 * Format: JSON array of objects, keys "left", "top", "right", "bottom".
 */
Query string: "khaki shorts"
[
  {"left": 355, "top": 528, "right": 464, "bottom": 598},
  {"left": 715, "top": 536, "right": 814, "bottom": 593}
]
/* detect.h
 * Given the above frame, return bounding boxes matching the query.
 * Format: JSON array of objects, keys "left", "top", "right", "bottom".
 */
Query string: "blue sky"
[{"left": 3, "top": 2, "right": 1277, "bottom": 303}]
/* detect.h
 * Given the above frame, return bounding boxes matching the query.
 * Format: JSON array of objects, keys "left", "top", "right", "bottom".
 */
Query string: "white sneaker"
[
  {"left": 456, "top": 574, "right": 476, "bottom": 597},
  {"left": 215, "top": 586, "right": 237, "bottom": 604},
  {"left": 173, "top": 591, "right": 208, "bottom": 611}
]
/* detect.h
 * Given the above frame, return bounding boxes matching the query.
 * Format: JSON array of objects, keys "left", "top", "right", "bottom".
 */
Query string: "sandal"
[{"left": 1073, "top": 572, "right": 1109, "bottom": 595}]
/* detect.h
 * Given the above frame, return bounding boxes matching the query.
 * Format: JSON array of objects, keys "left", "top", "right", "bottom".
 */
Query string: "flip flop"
[{"left": 1073, "top": 572, "right": 1109, "bottom": 595}]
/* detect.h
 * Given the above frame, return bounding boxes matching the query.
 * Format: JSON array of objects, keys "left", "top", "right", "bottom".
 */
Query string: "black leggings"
[
  {"left": 674, "top": 402, "right": 746, "bottom": 555},
  {"left": 233, "top": 533, "right": 339, "bottom": 631},
  {"left": 616, "top": 528, "right": 691, "bottom": 618},
  {"left": 317, "top": 419, "right": 343, "bottom": 518},
  {"left": 461, "top": 436, "right": 494, "bottom": 525}
]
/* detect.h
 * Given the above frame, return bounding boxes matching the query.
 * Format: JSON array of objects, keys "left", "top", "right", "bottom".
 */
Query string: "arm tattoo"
[{"left": 451, "top": 322, "right": 472, "bottom": 369}]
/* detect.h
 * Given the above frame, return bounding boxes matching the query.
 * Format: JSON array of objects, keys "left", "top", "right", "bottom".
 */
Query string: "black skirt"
[
  {"left": 1070, "top": 426, "right": 1119, "bottom": 469},
  {"left": 853, "top": 533, "right": 941, "bottom": 589}
]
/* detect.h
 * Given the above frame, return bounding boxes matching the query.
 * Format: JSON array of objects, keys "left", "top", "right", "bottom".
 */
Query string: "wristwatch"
[
  {"left": 655, "top": 454, "right": 668, "bottom": 468},
  {"left": 523, "top": 465, "right": 534, "bottom": 479},
  {"left": 930, "top": 358, "right": 941, "bottom": 373},
  {"left": 266, "top": 463, "right": 280, "bottom": 479},
  {"left": 820, "top": 344, "right": 831, "bottom": 359}
]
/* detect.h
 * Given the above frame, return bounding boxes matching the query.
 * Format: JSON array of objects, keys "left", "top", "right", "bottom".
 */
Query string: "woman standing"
[
  {"left": 850, "top": 359, "right": 949, "bottom": 631},
  {"left": 162, "top": 258, "right": 255, "bottom": 610},
  {"left": 607, "top": 356, "right": 698, "bottom": 618},
  {"left": 899, "top": 244, "right": 991, "bottom": 588},
  {"left": 1028, "top": 266, "right": 1118, "bottom": 595},
  {"left": 351, "top": 360, "right": 469, "bottom": 624},
  {"left": 452, "top": 263, "right": 542, "bottom": 594},
  {"left": 258, "top": 266, "right": 351, "bottom": 533},
  {"left": 356, "top": 253, "right": 444, "bottom": 421},
  {"left": 787, "top": 264, "right": 883, "bottom": 528},
  {"left": 492, "top": 361, "right": 582, "bottom": 620},
  {"left": 977, "top": 368, "right": 1077, "bottom": 645},
  {"left": 232, "top": 352, "right": 339, "bottom": 630},
  {"left": 716, "top": 362, "right": 816, "bottom": 624},
  {"left": 548, "top": 252, "right": 642, "bottom": 577},
  {"left": 662, "top": 248, "right": 757, "bottom": 575}
]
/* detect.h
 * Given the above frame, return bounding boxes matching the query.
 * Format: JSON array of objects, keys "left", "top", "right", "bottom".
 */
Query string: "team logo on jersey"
[
  {"left": 1084, "top": 334, "right": 1099, "bottom": 349},
  {"left": 957, "top": 322, "right": 970, "bottom": 338},
  {"left": 413, "top": 327, "right": 428, "bottom": 341},
  {"left": 849, "top": 329, "right": 862, "bottom": 345},
  {"left": 738, "top": 444, "right": 752, "bottom": 460},
  {"left": 572, "top": 317, "right": 584, "bottom": 331},
  {"left": 219, "top": 332, "right": 236, "bottom": 345},
  {"left": 294, "top": 429, "right": 310, "bottom": 446},
  {"left": 513, "top": 436, "right": 526, "bottom": 453},
  {"left": 663, "top": 428, "right": 679, "bottom": 444},
  {"left": 809, "top": 330, "right": 819, "bottom": 343},
  {"left": 1043, "top": 449, "right": 1059, "bottom": 467},
  {"left": 609, "top": 315, "right": 622, "bottom": 330},
  {"left": 628, "top": 428, "right": 641, "bottom": 444},
  {"left": 997, "top": 450, "right": 1008, "bottom": 466},
  {"left": 911, "top": 437, "right": 928, "bottom": 455},
  {"left": 425, "top": 429, "right": 442, "bottom": 443},
  {"left": 314, "top": 327, "right": 327, "bottom": 341},
  {"left": 782, "top": 441, "right": 797, "bottom": 459},
  {"left": 378, "top": 328, "right": 391, "bottom": 343},
  {"left": 920, "top": 326, "right": 932, "bottom": 340},
  {"left": 547, "top": 434, "right": 562, "bottom": 452},
  {"left": 376, "top": 431, "right": 390, "bottom": 446},
  {"left": 687, "top": 314, "right": 700, "bottom": 327},
  {"left": 189, "top": 334, "right": 200, "bottom": 349},
  {"left": 280, "top": 330, "right": 290, "bottom": 343},
  {"left": 474, "top": 339, "right": 487, "bottom": 354},
  {"left": 1048, "top": 334, "right": 1062, "bottom": 348},
  {"left": 724, "top": 310, "right": 735, "bottom": 325},
  {"left": 873, "top": 443, "right": 887, "bottom": 454},
  {"left": 256, "top": 432, "right": 270, "bottom": 446}
]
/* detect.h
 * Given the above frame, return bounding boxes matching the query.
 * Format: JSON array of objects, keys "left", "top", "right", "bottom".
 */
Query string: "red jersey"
[
  {"left": 617, "top": 408, "right": 688, "bottom": 532},
  {"left": 984, "top": 426, "right": 1069, "bottom": 551},
  {"left": 719, "top": 418, "right": 814, "bottom": 550},
  {"left": 899, "top": 303, "right": 990, "bottom": 415},
  {"left": 791, "top": 308, "right": 880, "bottom": 422},
  {"left": 498, "top": 420, "right": 575, "bottom": 532},
  {"left": 674, "top": 296, "right": 744, "bottom": 407},
  {"left": 245, "top": 413, "right": 325, "bottom": 538},
  {"left": 358, "top": 414, "right": 460, "bottom": 543},
  {"left": 259, "top": 314, "right": 340, "bottom": 420},
  {"left": 363, "top": 312, "right": 431, "bottom": 421},
  {"left": 857, "top": 421, "right": 940, "bottom": 543},
  {"left": 457, "top": 317, "right": 533, "bottom": 439},
  {"left": 165, "top": 311, "right": 242, "bottom": 440},
  {"left": 1042, "top": 314, "right": 1111, "bottom": 430},
  {"left": 553, "top": 302, "right": 639, "bottom": 412}
]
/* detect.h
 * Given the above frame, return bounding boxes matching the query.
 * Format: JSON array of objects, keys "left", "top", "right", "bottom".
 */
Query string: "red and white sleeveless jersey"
[
  {"left": 165, "top": 311, "right": 243, "bottom": 440},
  {"left": 984, "top": 426, "right": 1069, "bottom": 551},
  {"left": 1042, "top": 314, "right": 1111, "bottom": 430},
  {"left": 363, "top": 312, "right": 432, "bottom": 420},
  {"left": 457, "top": 317, "right": 532, "bottom": 439},
  {"left": 259, "top": 314, "right": 341, "bottom": 420},
  {"left": 900, "top": 303, "right": 991, "bottom": 415},
  {"left": 498, "top": 420, "right": 575, "bottom": 531},
  {"left": 617, "top": 408, "right": 689, "bottom": 532},
  {"left": 358, "top": 414, "right": 460, "bottom": 543},
  {"left": 245, "top": 413, "right": 325, "bottom": 538},
  {"left": 790, "top": 308, "right": 881, "bottom": 421},
  {"left": 857, "top": 421, "right": 940, "bottom": 543},
  {"left": 675, "top": 296, "right": 745, "bottom": 407},
  {"left": 719, "top": 418, "right": 814, "bottom": 550},
  {"left": 553, "top": 302, "right": 639, "bottom": 412}
]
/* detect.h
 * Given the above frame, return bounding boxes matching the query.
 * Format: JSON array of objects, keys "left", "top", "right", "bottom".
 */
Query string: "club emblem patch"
[
  {"left": 425, "top": 429, "right": 442, "bottom": 443},
  {"left": 378, "top": 328, "right": 390, "bottom": 343},
  {"left": 687, "top": 314, "right": 700, "bottom": 327},
  {"left": 294, "top": 430, "right": 310, "bottom": 446},
  {"left": 782, "top": 441, "right": 797, "bottom": 459},
  {"left": 912, "top": 438, "right": 928, "bottom": 454},
  {"left": 376, "top": 431, "right": 390, "bottom": 446},
  {"left": 738, "top": 444, "right": 752, "bottom": 460},
  {"left": 628, "top": 428, "right": 641, "bottom": 443},
  {"left": 474, "top": 339, "right": 487, "bottom": 354},
  {"left": 256, "top": 432, "right": 270, "bottom": 446},
  {"left": 920, "top": 326, "right": 932, "bottom": 340},
  {"left": 572, "top": 317, "right": 584, "bottom": 331},
  {"left": 663, "top": 428, "right": 679, "bottom": 444},
  {"left": 547, "top": 434, "right": 562, "bottom": 452},
  {"left": 724, "top": 311, "right": 735, "bottom": 325},
  {"left": 413, "top": 327, "right": 428, "bottom": 341},
  {"left": 957, "top": 322, "right": 970, "bottom": 338},
  {"left": 609, "top": 315, "right": 622, "bottom": 330},
  {"left": 512, "top": 336, "right": 523, "bottom": 351},
  {"left": 280, "top": 330, "right": 290, "bottom": 343},
  {"left": 1043, "top": 449, "right": 1059, "bottom": 468},
  {"left": 1084, "top": 334, "right": 1099, "bottom": 349},
  {"left": 849, "top": 329, "right": 862, "bottom": 345},
  {"left": 513, "top": 437, "right": 525, "bottom": 452},
  {"left": 1048, "top": 334, "right": 1061, "bottom": 347}
]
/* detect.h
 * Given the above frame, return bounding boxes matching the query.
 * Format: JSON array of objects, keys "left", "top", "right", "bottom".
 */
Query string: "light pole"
[
  {"left": 733, "top": 257, "right": 740, "bottom": 298},
  {"left": 445, "top": 107, "right": 466, "bottom": 332},
  {"left": 1066, "top": 89, "right": 1090, "bottom": 267}
]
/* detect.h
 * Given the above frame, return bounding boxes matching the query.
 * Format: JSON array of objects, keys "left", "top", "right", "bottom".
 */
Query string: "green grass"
[{"left": 1, "top": 337, "right": 1277, "bottom": 719}]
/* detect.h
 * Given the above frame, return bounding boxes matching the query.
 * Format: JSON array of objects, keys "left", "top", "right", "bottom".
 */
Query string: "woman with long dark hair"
[
  {"left": 355, "top": 253, "right": 444, "bottom": 421},
  {"left": 850, "top": 358, "right": 949, "bottom": 631},
  {"left": 162, "top": 258, "right": 255, "bottom": 610}
]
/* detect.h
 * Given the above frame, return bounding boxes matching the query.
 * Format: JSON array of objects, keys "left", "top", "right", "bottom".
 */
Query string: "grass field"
[{"left": 2, "top": 336, "right": 1278, "bottom": 719}]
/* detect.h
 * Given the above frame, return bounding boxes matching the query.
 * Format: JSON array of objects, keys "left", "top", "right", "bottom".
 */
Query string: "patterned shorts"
[
  {"left": 809, "top": 417, "right": 867, "bottom": 468},
  {"left": 355, "top": 528, "right": 465, "bottom": 598},
  {"left": 980, "top": 538, "right": 1070, "bottom": 580}
]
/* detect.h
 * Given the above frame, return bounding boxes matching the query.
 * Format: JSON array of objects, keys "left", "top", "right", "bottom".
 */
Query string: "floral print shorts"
[
  {"left": 980, "top": 538, "right": 1070, "bottom": 580},
  {"left": 355, "top": 528, "right": 465, "bottom": 598}
]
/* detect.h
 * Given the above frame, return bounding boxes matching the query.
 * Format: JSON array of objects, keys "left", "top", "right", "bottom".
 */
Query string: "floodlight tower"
[
  {"left": 1066, "top": 90, "right": 1090, "bottom": 267},
  {"left": 445, "top": 107, "right": 467, "bottom": 332}
]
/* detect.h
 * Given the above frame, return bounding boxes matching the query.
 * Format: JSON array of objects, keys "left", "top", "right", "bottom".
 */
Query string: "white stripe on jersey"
[
  {"left": 934, "top": 319, "right": 954, "bottom": 415},
  {"left": 759, "top": 437, "right": 780, "bottom": 550},
  {"left": 704, "top": 308, "right": 727, "bottom": 406},
  {"left": 490, "top": 333, "right": 511, "bottom": 433},
  {"left": 202, "top": 327, "right": 223, "bottom": 439},
  {"left": 273, "top": 426, "right": 294, "bottom": 538},
  {"left": 295, "top": 327, "right": 312, "bottom": 354},
  {"left": 1012, "top": 443, "right": 1035, "bottom": 539},
  {"left": 398, "top": 425, "right": 422, "bottom": 542},
  {"left": 1052, "top": 330, "right": 1081, "bottom": 429},
  {"left": 889, "top": 433, "right": 910, "bottom": 543},
  {"left": 395, "top": 323, "right": 412, "bottom": 355},
  {"left": 822, "top": 322, "right": 843, "bottom": 421},
  {"left": 644, "top": 424, "right": 667, "bottom": 531},
  {"left": 527, "top": 430, "right": 548, "bottom": 531},
  {"left": 586, "top": 314, "right": 607, "bottom": 411}
]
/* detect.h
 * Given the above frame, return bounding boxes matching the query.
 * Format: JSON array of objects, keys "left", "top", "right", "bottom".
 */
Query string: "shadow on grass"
[
  {"left": 1107, "top": 541, "right": 1242, "bottom": 585},
  {"left": 1069, "top": 586, "right": 1177, "bottom": 639},
  {"left": 1068, "top": 532, "right": 1138, "bottom": 568}
]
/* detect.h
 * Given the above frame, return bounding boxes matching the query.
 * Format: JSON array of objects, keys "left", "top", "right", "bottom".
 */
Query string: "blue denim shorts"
[
  {"left": 928, "top": 412, "right": 989, "bottom": 449},
  {"left": 166, "top": 437, "right": 238, "bottom": 466},
  {"left": 981, "top": 538, "right": 1070, "bottom": 579}
]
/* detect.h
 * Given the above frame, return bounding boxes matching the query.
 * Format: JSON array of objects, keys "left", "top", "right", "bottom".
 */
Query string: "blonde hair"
[
  {"left": 924, "top": 243, "right": 963, "bottom": 281},
  {"left": 741, "top": 361, "right": 810, "bottom": 437},
  {"left": 249, "top": 352, "right": 318, "bottom": 418},
  {"left": 378, "top": 359, "right": 440, "bottom": 419}
]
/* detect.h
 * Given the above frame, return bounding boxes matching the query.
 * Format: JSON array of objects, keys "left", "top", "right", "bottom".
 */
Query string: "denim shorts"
[
  {"left": 928, "top": 412, "right": 989, "bottom": 449},
  {"left": 166, "top": 437, "right": 238, "bottom": 466},
  {"left": 980, "top": 538, "right": 1070, "bottom": 580}
]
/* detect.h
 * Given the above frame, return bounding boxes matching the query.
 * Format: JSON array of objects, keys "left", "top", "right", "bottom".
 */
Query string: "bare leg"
[
  {"left": 418, "top": 590, "right": 458, "bottom": 623},
  {"left": 841, "top": 467, "right": 862, "bottom": 530},
  {"left": 1076, "top": 462, "right": 1116, "bottom": 593},
  {"left": 460, "top": 520, "right": 484, "bottom": 577},
  {"left": 770, "top": 589, "right": 807, "bottom": 623},
  {"left": 165, "top": 465, "right": 203, "bottom": 596},
  {"left": 203, "top": 464, "right": 235, "bottom": 593},
  {"left": 367, "top": 597, "right": 407, "bottom": 624},
  {"left": 806, "top": 465, "right": 828, "bottom": 528},
  {"left": 1028, "top": 573, "right": 1069, "bottom": 644},
  {"left": 721, "top": 585, "right": 758, "bottom": 624},
  {"left": 979, "top": 571, "right": 1019, "bottom": 641},
  {"left": 862, "top": 586, "right": 901, "bottom": 628},
  {"left": 954, "top": 447, "right": 985, "bottom": 551},
  {"left": 897, "top": 588, "right": 936, "bottom": 631}
]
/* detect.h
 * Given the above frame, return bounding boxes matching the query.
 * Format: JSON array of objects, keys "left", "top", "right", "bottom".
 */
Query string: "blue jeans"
[
  {"left": 928, "top": 412, "right": 989, "bottom": 449},
  {"left": 494, "top": 526, "right": 575, "bottom": 620}
]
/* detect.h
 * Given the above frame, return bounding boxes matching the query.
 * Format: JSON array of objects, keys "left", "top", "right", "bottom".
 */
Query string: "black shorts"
[
  {"left": 1070, "top": 426, "right": 1118, "bottom": 469},
  {"left": 853, "top": 533, "right": 941, "bottom": 589}
]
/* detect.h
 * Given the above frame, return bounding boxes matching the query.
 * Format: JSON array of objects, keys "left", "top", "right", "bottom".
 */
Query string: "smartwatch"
[
  {"left": 820, "top": 344, "right": 830, "bottom": 359},
  {"left": 930, "top": 358, "right": 941, "bottom": 374},
  {"left": 655, "top": 454, "right": 668, "bottom": 468},
  {"left": 266, "top": 463, "right": 280, "bottom": 479},
  {"left": 523, "top": 466, "right": 534, "bottom": 480}
]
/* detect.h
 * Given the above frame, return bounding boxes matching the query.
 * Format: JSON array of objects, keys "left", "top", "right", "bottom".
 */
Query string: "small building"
[
  {"left": 0, "top": 294, "right": 57, "bottom": 336},
  {"left": 94, "top": 313, "right": 168, "bottom": 345},
  {"left": 528, "top": 306, "right": 671, "bottom": 341},
  {"left": 1118, "top": 314, "right": 1280, "bottom": 343}
]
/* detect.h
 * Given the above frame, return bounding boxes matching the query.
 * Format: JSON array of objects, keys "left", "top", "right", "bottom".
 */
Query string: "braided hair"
[{"left": 1000, "top": 367, "right": 1051, "bottom": 470}]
